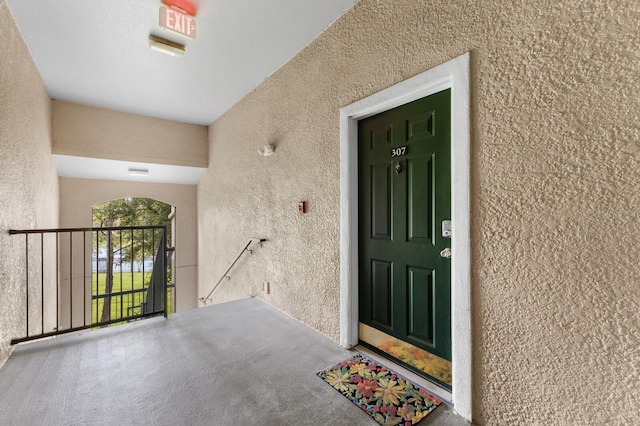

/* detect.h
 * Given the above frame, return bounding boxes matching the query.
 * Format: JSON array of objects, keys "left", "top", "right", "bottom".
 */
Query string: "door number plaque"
[{"left": 390, "top": 146, "right": 408, "bottom": 158}]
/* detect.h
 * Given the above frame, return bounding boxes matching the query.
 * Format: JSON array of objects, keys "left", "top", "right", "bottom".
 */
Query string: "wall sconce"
[{"left": 258, "top": 144, "right": 275, "bottom": 156}]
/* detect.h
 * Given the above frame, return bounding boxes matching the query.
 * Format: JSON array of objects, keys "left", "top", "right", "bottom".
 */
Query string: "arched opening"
[{"left": 91, "top": 197, "right": 176, "bottom": 327}]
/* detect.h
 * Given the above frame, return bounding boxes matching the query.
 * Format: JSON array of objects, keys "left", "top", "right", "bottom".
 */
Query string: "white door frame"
[{"left": 339, "top": 52, "right": 471, "bottom": 420}]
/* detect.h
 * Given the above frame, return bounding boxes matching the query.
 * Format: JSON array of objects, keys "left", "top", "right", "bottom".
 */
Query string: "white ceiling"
[
  {"left": 5, "top": 0, "right": 358, "bottom": 126},
  {"left": 54, "top": 155, "right": 206, "bottom": 185},
  {"left": 5, "top": 0, "right": 357, "bottom": 185}
]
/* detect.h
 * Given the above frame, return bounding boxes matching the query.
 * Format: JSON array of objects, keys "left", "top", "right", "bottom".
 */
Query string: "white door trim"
[{"left": 339, "top": 52, "right": 471, "bottom": 420}]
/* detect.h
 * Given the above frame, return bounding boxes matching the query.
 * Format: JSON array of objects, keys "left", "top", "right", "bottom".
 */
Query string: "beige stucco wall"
[
  {"left": 59, "top": 178, "right": 199, "bottom": 313},
  {"left": 198, "top": 0, "right": 640, "bottom": 423},
  {"left": 0, "top": 3, "right": 59, "bottom": 365},
  {"left": 52, "top": 100, "right": 206, "bottom": 320},
  {"left": 53, "top": 101, "right": 208, "bottom": 167}
]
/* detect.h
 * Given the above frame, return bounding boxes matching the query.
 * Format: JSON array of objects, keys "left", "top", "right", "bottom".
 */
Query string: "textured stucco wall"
[
  {"left": 0, "top": 3, "right": 59, "bottom": 365},
  {"left": 59, "top": 178, "right": 199, "bottom": 312},
  {"left": 53, "top": 101, "right": 208, "bottom": 167},
  {"left": 198, "top": 0, "right": 640, "bottom": 423}
]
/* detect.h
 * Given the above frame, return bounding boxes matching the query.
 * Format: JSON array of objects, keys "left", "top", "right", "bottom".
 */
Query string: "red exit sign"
[{"left": 160, "top": 6, "right": 196, "bottom": 39}]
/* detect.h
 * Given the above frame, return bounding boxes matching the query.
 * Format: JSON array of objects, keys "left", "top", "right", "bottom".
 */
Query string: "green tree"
[
  {"left": 92, "top": 198, "right": 171, "bottom": 324},
  {"left": 93, "top": 198, "right": 171, "bottom": 228}
]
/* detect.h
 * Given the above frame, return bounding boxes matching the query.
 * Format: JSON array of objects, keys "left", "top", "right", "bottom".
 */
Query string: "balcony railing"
[{"left": 8, "top": 226, "right": 172, "bottom": 344}]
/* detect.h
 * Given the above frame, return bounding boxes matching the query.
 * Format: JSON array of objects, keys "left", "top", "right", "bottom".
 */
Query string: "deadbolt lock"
[{"left": 442, "top": 220, "right": 452, "bottom": 238}]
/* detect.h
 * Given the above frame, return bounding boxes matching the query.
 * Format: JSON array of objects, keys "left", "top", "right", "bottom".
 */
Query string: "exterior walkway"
[{"left": 0, "top": 298, "right": 468, "bottom": 425}]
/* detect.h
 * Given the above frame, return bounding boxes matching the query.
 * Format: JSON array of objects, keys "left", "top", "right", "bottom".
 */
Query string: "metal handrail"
[
  {"left": 9, "top": 225, "right": 167, "bottom": 235},
  {"left": 199, "top": 238, "right": 266, "bottom": 305}
]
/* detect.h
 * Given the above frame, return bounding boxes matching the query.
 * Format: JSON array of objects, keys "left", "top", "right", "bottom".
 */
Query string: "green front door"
[{"left": 358, "top": 89, "right": 452, "bottom": 381}]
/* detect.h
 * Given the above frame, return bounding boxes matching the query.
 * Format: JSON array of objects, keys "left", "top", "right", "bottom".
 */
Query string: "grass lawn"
[{"left": 92, "top": 272, "right": 173, "bottom": 325}]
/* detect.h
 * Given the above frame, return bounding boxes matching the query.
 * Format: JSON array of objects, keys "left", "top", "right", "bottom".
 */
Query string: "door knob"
[{"left": 440, "top": 247, "right": 452, "bottom": 259}]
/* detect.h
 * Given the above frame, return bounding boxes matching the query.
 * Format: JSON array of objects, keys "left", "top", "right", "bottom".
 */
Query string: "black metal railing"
[
  {"left": 199, "top": 238, "right": 266, "bottom": 305},
  {"left": 9, "top": 226, "right": 172, "bottom": 344}
]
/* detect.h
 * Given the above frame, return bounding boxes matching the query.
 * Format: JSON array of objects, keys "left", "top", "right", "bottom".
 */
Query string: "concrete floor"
[{"left": 0, "top": 298, "right": 469, "bottom": 426}]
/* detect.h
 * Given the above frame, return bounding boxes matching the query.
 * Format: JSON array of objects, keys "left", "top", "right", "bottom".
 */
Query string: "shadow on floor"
[{"left": 0, "top": 298, "right": 469, "bottom": 426}]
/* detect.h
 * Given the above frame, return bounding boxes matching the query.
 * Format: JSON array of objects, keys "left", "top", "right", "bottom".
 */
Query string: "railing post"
[
  {"left": 56, "top": 232, "right": 59, "bottom": 333},
  {"left": 163, "top": 226, "right": 168, "bottom": 318},
  {"left": 40, "top": 233, "right": 44, "bottom": 335},
  {"left": 83, "top": 230, "right": 87, "bottom": 328},
  {"left": 69, "top": 232, "right": 73, "bottom": 330},
  {"left": 25, "top": 233, "right": 29, "bottom": 340}
]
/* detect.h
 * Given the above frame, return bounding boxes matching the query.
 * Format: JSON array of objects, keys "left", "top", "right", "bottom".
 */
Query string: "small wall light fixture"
[
  {"left": 129, "top": 168, "right": 149, "bottom": 177},
  {"left": 258, "top": 144, "right": 275, "bottom": 156},
  {"left": 149, "top": 35, "right": 185, "bottom": 57}
]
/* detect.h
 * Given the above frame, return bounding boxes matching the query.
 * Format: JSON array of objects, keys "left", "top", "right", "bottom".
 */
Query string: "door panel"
[
  {"left": 407, "top": 156, "right": 434, "bottom": 243},
  {"left": 371, "top": 259, "right": 393, "bottom": 330},
  {"left": 407, "top": 112, "right": 435, "bottom": 139},
  {"left": 359, "top": 89, "right": 451, "bottom": 367},
  {"left": 371, "top": 126, "right": 393, "bottom": 150},
  {"left": 407, "top": 266, "right": 435, "bottom": 346},
  {"left": 371, "top": 164, "right": 391, "bottom": 240}
]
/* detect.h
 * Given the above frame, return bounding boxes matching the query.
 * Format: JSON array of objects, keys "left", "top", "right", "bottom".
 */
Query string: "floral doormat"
[{"left": 317, "top": 354, "right": 441, "bottom": 425}]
